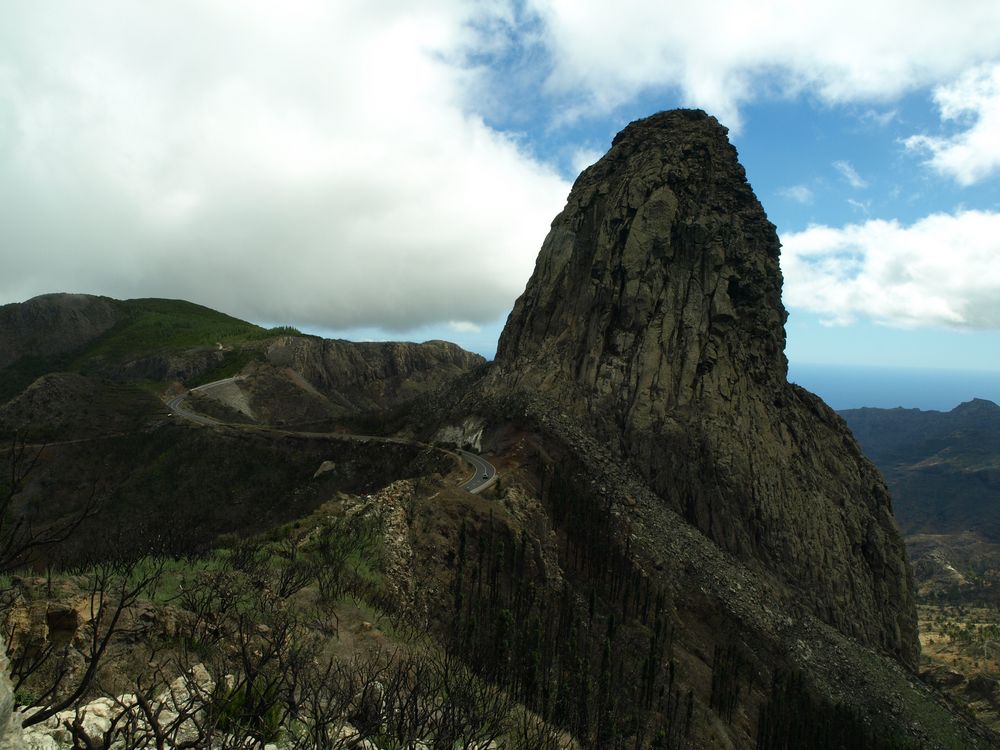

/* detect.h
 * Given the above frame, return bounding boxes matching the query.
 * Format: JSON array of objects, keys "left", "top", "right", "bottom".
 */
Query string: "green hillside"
[
  {"left": 0, "top": 297, "right": 308, "bottom": 402},
  {"left": 77, "top": 298, "right": 270, "bottom": 362}
]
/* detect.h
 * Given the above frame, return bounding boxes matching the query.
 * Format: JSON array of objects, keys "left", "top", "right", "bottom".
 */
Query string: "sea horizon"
[{"left": 789, "top": 363, "right": 1000, "bottom": 412}]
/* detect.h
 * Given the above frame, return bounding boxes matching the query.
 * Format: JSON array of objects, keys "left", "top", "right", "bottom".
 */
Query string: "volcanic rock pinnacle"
[{"left": 496, "top": 109, "right": 918, "bottom": 666}]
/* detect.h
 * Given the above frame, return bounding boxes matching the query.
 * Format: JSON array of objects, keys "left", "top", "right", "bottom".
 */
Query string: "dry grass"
[{"left": 919, "top": 602, "right": 1000, "bottom": 731}]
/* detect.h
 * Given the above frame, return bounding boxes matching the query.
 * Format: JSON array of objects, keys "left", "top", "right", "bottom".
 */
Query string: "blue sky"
[{"left": 2, "top": 1, "right": 1000, "bottom": 397}]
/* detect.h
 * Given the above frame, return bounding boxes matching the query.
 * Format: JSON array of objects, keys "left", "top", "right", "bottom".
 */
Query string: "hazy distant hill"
[{"left": 840, "top": 399, "right": 1000, "bottom": 541}]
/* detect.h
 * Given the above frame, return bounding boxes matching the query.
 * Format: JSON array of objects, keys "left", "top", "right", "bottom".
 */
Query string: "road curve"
[
  {"left": 457, "top": 449, "right": 497, "bottom": 494},
  {"left": 164, "top": 380, "right": 498, "bottom": 494},
  {"left": 166, "top": 379, "right": 232, "bottom": 426}
]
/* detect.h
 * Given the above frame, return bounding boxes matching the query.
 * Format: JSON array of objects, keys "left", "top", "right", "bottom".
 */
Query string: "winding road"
[
  {"left": 164, "top": 378, "right": 498, "bottom": 494},
  {"left": 456, "top": 449, "right": 497, "bottom": 494},
  {"left": 165, "top": 377, "right": 240, "bottom": 426}
]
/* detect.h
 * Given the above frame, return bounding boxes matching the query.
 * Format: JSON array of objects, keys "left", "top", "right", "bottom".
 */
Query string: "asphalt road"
[
  {"left": 457, "top": 449, "right": 497, "bottom": 494},
  {"left": 164, "top": 379, "right": 498, "bottom": 494},
  {"left": 165, "top": 377, "right": 243, "bottom": 426}
]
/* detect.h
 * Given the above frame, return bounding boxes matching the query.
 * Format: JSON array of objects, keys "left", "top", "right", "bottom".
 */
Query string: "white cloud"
[
  {"left": 782, "top": 210, "right": 1000, "bottom": 328},
  {"left": 778, "top": 185, "right": 814, "bottom": 204},
  {"left": 859, "top": 108, "right": 898, "bottom": 127},
  {"left": 0, "top": 1, "right": 570, "bottom": 331},
  {"left": 846, "top": 198, "right": 871, "bottom": 215},
  {"left": 448, "top": 320, "right": 482, "bottom": 333},
  {"left": 526, "top": 1, "right": 1000, "bottom": 129},
  {"left": 570, "top": 148, "right": 603, "bottom": 176},
  {"left": 904, "top": 64, "right": 1000, "bottom": 186},
  {"left": 833, "top": 161, "right": 868, "bottom": 189}
]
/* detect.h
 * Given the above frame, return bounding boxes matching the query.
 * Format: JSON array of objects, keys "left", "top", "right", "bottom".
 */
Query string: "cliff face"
[
  {"left": 0, "top": 293, "right": 122, "bottom": 370},
  {"left": 262, "top": 336, "right": 486, "bottom": 414},
  {"left": 495, "top": 110, "right": 917, "bottom": 666}
]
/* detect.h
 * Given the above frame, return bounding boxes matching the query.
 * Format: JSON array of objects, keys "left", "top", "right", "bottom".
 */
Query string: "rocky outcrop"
[
  {"left": 432, "top": 417, "right": 486, "bottom": 451},
  {"left": 0, "top": 294, "right": 122, "bottom": 371},
  {"left": 494, "top": 109, "right": 917, "bottom": 667},
  {"left": 264, "top": 337, "right": 485, "bottom": 414},
  {"left": 184, "top": 338, "right": 485, "bottom": 426},
  {"left": 0, "top": 636, "right": 24, "bottom": 749},
  {"left": 106, "top": 349, "right": 228, "bottom": 385}
]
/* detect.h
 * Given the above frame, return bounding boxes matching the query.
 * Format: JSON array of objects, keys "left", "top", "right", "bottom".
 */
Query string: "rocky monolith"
[{"left": 495, "top": 109, "right": 917, "bottom": 666}]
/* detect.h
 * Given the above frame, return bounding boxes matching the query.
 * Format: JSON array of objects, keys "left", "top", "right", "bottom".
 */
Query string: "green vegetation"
[
  {"left": 267, "top": 324, "right": 310, "bottom": 337},
  {"left": 75, "top": 298, "right": 268, "bottom": 365},
  {"left": 0, "top": 353, "right": 74, "bottom": 403},
  {"left": 918, "top": 600, "right": 1000, "bottom": 734},
  {"left": 0, "top": 297, "right": 317, "bottom": 402},
  {"left": 212, "top": 680, "right": 284, "bottom": 741},
  {"left": 0, "top": 492, "right": 557, "bottom": 749}
]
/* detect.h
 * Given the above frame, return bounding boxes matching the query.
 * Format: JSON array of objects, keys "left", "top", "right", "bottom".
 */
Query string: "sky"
[{"left": 2, "top": 1, "right": 1000, "bottom": 406}]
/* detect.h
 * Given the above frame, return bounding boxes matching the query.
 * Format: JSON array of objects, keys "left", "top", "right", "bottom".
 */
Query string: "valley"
[{"left": 841, "top": 400, "right": 1000, "bottom": 735}]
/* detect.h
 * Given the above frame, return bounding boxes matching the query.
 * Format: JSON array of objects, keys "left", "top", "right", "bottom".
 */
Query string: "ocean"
[{"left": 788, "top": 363, "right": 1000, "bottom": 412}]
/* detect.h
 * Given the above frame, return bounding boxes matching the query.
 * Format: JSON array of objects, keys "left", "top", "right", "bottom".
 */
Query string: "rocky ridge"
[
  {"left": 494, "top": 109, "right": 917, "bottom": 666},
  {"left": 0, "top": 294, "right": 485, "bottom": 428},
  {"left": 186, "top": 337, "right": 486, "bottom": 427},
  {"left": 258, "top": 336, "right": 485, "bottom": 416},
  {"left": 470, "top": 391, "right": 982, "bottom": 746}
]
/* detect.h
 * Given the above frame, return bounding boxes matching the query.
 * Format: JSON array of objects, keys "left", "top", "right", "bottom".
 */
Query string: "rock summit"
[{"left": 496, "top": 109, "right": 917, "bottom": 666}]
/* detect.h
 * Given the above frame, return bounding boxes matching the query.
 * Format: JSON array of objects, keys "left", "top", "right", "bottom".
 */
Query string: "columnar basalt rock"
[{"left": 495, "top": 109, "right": 918, "bottom": 667}]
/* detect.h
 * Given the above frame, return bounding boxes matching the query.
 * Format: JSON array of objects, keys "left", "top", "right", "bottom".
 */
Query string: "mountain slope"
[
  {"left": 840, "top": 399, "right": 1000, "bottom": 540},
  {"left": 0, "top": 294, "right": 485, "bottom": 432},
  {"left": 0, "top": 295, "right": 268, "bottom": 402}
]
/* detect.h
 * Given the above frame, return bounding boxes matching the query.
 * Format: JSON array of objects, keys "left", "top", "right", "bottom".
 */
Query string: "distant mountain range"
[{"left": 840, "top": 398, "right": 1000, "bottom": 542}]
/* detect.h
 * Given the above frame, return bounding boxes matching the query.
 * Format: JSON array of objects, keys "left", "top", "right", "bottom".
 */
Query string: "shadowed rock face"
[
  {"left": 496, "top": 109, "right": 918, "bottom": 667},
  {"left": 0, "top": 293, "right": 122, "bottom": 370},
  {"left": 263, "top": 336, "right": 486, "bottom": 413}
]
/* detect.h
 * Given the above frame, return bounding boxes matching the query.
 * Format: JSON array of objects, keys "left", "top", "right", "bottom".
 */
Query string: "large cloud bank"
[
  {"left": 0, "top": 1, "right": 569, "bottom": 330},
  {"left": 3, "top": 1, "right": 1000, "bottom": 335}
]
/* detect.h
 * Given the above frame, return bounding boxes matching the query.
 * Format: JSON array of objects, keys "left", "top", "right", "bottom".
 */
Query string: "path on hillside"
[{"left": 165, "top": 377, "right": 498, "bottom": 494}]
